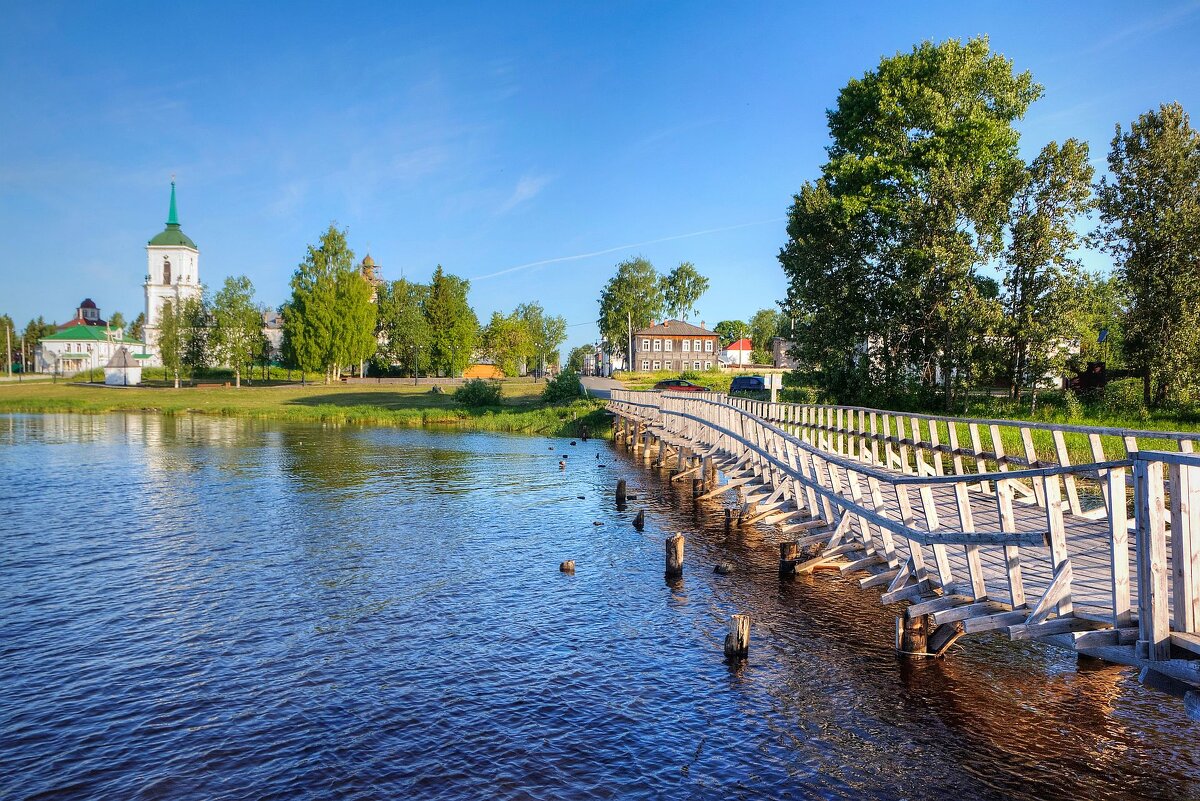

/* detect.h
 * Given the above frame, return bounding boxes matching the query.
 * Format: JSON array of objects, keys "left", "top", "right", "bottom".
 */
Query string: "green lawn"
[{"left": 0, "top": 381, "right": 609, "bottom": 438}]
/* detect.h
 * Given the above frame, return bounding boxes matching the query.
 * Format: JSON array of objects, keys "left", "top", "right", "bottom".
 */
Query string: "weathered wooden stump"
[
  {"left": 724, "top": 509, "right": 732, "bottom": 533},
  {"left": 616, "top": 479, "right": 627, "bottom": 504},
  {"left": 560, "top": 560, "right": 575, "bottom": 573},
  {"left": 714, "top": 562, "right": 734, "bottom": 575},
  {"left": 898, "top": 612, "right": 930, "bottom": 655},
  {"left": 779, "top": 541, "right": 800, "bottom": 577},
  {"left": 665, "top": 533, "right": 685, "bottom": 577},
  {"left": 633, "top": 510, "right": 645, "bottom": 531},
  {"left": 724, "top": 614, "right": 751, "bottom": 659},
  {"left": 692, "top": 478, "right": 703, "bottom": 498}
]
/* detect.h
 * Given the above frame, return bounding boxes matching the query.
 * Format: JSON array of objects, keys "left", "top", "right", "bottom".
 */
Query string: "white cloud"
[{"left": 498, "top": 173, "right": 554, "bottom": 213}]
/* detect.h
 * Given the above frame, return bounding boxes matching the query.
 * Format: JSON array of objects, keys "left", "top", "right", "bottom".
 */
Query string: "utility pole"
[{"left": 5, "top": 323, "right": 10, "bottom": 378}]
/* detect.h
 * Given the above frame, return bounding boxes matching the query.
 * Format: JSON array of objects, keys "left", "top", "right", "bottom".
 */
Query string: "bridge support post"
[
  {"left": 779, "top": 541, "right": 799, "bottom": 577},
  {"left": 898, "top": 612, "right": 930, "bottom": 656}
]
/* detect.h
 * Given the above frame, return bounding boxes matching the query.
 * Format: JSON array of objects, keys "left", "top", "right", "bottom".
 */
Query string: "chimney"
[{"left": 700, "top": 320, "right": 706, "bottom": 330}]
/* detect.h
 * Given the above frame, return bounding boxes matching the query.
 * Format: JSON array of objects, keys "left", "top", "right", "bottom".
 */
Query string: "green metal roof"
[
  {"left": 41, "top": 325, "right": 142, "bottom": 344},
  {"left": 148, "top": 180, "right": 198, "bottom": 249}
]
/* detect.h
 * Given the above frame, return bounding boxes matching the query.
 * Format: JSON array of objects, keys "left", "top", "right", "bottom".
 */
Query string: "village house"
[
  {"left": 632, "top": 320, "right": 718, "bottom": 372},
  {"left": 37, "top": 299, "right": 146, "bottom": 375},
  {"left": 720, "top": 337, "right": 754, "bottom": 367}
]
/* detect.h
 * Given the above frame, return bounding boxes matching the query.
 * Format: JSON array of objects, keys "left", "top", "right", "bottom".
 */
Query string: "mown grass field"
[{"left": 0, "top": 381, "right": 609, "bottom": 438}]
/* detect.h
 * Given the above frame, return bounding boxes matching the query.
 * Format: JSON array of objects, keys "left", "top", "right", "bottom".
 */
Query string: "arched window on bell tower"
[{"left": 163, "top": 256, "right": 172, "bottom": 285}]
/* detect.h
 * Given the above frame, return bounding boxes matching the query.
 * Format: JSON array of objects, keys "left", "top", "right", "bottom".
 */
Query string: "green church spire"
[{"left": 166, "top": 178, "right": 179, "bottom": 226}]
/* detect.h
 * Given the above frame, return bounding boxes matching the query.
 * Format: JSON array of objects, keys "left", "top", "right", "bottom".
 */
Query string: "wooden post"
[
  {"left": 1135, "top": 458, "right": 1170, "bottom": 661},
  {"left": 724, "top": 614, "right": 751, "bottom": 659},
  {"left": 724, "top": 508, "right": 732, "bottom": 533},
  {"left": 692, "top": 478, "right": 703, "bottom": 498},
  {"left": 633, "top": 510, "right": 645, "bottom": 530},
  {"left": 665, "top": 533, "right": 685, "bottom": 577},
  {"left": 616, "top": 479, "right": 627, "bottom": 504},
  {"left": 559, "top": 560, "right": 575, "bottom": 573},
  {"left": 779, "top": 541, "right": 799, "bottom": 576},
  {"left": 899, "top": 612, "right": 929, "bottom": 655}
]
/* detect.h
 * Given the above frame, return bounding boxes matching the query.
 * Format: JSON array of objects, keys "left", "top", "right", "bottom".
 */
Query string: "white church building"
[{"left": 142, "top": 180, "right": 203, "bottom": 364}]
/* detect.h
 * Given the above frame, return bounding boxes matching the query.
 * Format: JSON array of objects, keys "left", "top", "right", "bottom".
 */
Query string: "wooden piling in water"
[
  {"left": 665, "top": 533, "right": 685, "bottom": 577},
  {"left": 633, "top": 510, "right": 645, "bottom": 530},
  {"left": 898, "top": 612, "right": 929, "bottom": 655},
  {"left": 724, "top": 614, "right": 751, "bottom": 659},
  {"left": 779, "top": 541, "right": 800, "bottom": 576},
  {"left": 616, "top": 479, "right": 627, "bottom": 504}
]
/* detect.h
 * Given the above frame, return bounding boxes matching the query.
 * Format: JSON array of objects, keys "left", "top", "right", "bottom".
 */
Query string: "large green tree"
[
  {"left": 1003, "top": 139, "right": 1094, "bottom": 405},
  {"left": 424, "top": 265, "right": 479, "bottom": 376},
  {"left": 210, "top": 275, "right": 262, "bottom": 387},
  {"left": 376, "top": 278, "right": 432, "bottom": 376},
  {"left": 1096, "top": 102, "right": 1200, "bottom": 407},
  {"left": 482, "top": 309, "right": 532, "bottom": 376},
  {"left": 129, "top": 312, "right": 146, "bottom": 341},
  {"left": 661, "top": 262, "right": 709, "bottom": 321},
  {"left": 598, "top": 257, "right": 664, "bottom": 364},
  {"left": 517, "top": 302, "right": 567, "bottom": 373},
  {"left": 713, "top": 320, "right": 747, "bottom": 347},
  {"left": 567, "top": 343, "right": 594, "bottom": 373},
  {"left": 157, "top": 300, "right": 184, "bottom": 387},
  {"left": 781, "top": 36, "right": 1040, "bottom": 406},
  {"left": 283, "top": 224, "right": 377, "bottom": 382}
]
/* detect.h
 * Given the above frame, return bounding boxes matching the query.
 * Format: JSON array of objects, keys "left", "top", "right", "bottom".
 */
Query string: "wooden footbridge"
[{"left": 608, "top": 390, "right": 1200, "bottom": 689}]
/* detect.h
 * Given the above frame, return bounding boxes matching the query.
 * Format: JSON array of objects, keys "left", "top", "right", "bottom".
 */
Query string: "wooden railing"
[{"left": 608, "top": 390, "right": 1200, "bottom": 673}]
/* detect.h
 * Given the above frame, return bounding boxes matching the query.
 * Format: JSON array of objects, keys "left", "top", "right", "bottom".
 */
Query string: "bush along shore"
[{"left": 0, "top": 381, "right": 610, "bottom": 439}]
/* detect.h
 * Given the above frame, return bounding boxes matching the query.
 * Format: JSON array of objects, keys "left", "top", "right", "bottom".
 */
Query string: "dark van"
[{"left": 729, "top": 375, "right": 765, "bottom": 393}]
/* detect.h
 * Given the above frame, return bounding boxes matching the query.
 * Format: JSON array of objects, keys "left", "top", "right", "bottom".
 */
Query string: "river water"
[{"left": 1, "top": 413, "right": 1197, "bottom": 801}]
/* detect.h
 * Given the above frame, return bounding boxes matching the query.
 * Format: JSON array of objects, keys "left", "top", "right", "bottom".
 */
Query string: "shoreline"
[{"left": 0, "top": 382, "right": 611, "bottom": 438}]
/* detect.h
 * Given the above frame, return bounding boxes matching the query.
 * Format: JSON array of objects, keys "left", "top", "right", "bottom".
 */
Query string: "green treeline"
[{"left": 780, "top": 37, "right": 1200, "bottom": 413}]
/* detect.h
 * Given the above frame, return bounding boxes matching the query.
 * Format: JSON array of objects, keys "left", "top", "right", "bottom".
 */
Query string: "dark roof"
[
  {"left": 633, "top": 320, "right": 715, "bottom": 337},
  {"left": 79, "top": 298, "right": 97, "bottom": 309}
]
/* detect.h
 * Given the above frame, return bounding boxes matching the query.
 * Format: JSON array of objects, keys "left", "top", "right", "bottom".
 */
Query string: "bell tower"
[{"left": 144, "top": 179, "right": 202, "bottom": 345}]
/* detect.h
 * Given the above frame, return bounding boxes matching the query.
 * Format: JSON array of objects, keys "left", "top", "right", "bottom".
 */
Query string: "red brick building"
[{"left": 632, "top": 320, "right": 719, "bottom": 372}]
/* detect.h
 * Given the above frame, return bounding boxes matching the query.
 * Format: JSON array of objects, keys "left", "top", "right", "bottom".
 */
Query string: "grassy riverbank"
[{"left": 0, "top": 381, "right": 609, "bottom": 438}]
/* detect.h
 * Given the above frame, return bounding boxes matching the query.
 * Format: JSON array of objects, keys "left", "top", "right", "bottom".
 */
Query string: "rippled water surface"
[{"left": 2, "top": 413, "right": 1199, "bottom": 801}]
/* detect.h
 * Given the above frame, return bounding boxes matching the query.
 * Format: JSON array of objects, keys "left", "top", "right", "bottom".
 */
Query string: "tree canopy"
[
  {"left": 425, "top": 265, "right": 479, "bottom": 376},
  {"left": 661, "top": 262, "right": 709, "bottom": 321},
  {"left": 598, "top": 257, "right": 664, "bottom": 362},
  {"left": 210, "top": 275, "right": 263, "bottom": 387}
]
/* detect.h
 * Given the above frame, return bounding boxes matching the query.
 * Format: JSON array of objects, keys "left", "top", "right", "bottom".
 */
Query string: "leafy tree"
[
  {"left": 782, "top": 36, "right": 1040, "bottom": 407},
  {"left": 425, "top": 265, "right": 479, "bottom": 376},
  {"left": 180, "top": 295, "right": 211, "bottom": 378},
  {"left": 713, "top": 320, "right": 747, "bottom": 347},
  {"left": 376, "top": 278, "right": 432, "bottom": 376},
  {"left": 516, "top": 302, "right": 567, "bottom": 374},
  {"left": 567, "top": 344, "right": 594, "bottom": 373},
  {"left": 157, "top": 300, "right": 184, "bottom": 387},
  {"left": 598, "top": 257, "right": 663, "bottom": 363},
  {"left": 661, "top": 262, "right": 709, "bottom": 321},
  {"left": 22, "top": 316, "right": 55, "bottom": 345},
  {"left": 210, "top": 275, "right": 262, "bottom": 387},
  {"left": 331, "top": 265, "right": 377, "bottom": 375},
  {"left": 129, "top": 312, "right": 146, "bottom": 341},
  {"left": 108, "top": 311, "right": 126, "bottom": 332},
  {"left": 482, "top": 309, "right": 532, "bottom": 376},
  {"left": 283, "top": 224, "right": 375, "bottom": 382},
  {"left": 0, "top": 314, "right": 14, "bottom": 372},
  {"left": 1073, "top": 272, "right": 1126, "bottom": 370},
  {"left": 1003, "top": 139, "right": 1094, "bottom": 406},
  {"left": 1095, "top": 102, "right": 1200, "bottom": 407},
  {"left": 749, "top": 308, "right": 782, "bottom": 352}
]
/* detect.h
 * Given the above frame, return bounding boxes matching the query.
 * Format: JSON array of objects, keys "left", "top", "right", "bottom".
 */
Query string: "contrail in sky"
[{"left": 470, "top": 217, "right": 785, "bottom": 281}]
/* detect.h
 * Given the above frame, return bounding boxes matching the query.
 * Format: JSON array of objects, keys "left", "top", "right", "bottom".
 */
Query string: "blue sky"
[{"left": 2, "top": 2, "right": 1199, "bottom": 353}]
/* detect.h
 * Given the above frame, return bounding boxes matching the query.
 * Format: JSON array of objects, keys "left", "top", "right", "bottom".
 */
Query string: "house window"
[
  {"left": 664, "top": 361, "right": 672, "bottom": 371},
  {"left": 705, "top": 361, "right": 712, "bottom": 370},
  {"left": 163, "top": 257, "right": 172, "bottom": 285},
  {"left": 693, "top": 361, "right": 701, "bottom": 370},
  {"left": 653, "top": 339, "right": 662, "bottom": 351},
  {"left": 653, "top": 360, "right": 661, "bottom": 370},
  {"left": 664, "top": 339, "right": 672, "bottom": 352},
  {"left": 642, "top": 339, "right": 651, "bottom": 352},
  {"left": 693, "top": 339, "right": 701, "bottom": 351},
  {"left": 682, "top": 339, "right": 691, "bottom": 352},
  {"left": 642, "top": 360, "right": 650, "bottom": 371},
  {"left": 705, "top": 340, "right": 714, "bottom": 352}
]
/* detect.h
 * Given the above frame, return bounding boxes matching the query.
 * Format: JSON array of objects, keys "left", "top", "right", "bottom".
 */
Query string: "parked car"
[
  {"left": 729, "top": 375, "right": 766, "bottom": 393},
  {"left": 653, "top": 379, "right": 706, "bottom": 392}
]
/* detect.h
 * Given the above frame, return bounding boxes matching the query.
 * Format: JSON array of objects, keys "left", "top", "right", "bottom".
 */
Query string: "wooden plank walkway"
[{"left": 608, "top": 390, "right": 1200, "bottom": 689}]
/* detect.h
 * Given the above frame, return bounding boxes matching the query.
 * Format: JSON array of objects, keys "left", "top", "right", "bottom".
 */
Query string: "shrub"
[
  {"left": 1062, "top": 389, "right": 1083, "bottom": 421},
  {"left": 543, "top": 369, "right": 582, "bottom": 403},
  {"left": 453, "top": 378, "right": 502, "bottom": 407},
  {"left": 1101, "top": 378, "right": 1147, "bottom": 418}
]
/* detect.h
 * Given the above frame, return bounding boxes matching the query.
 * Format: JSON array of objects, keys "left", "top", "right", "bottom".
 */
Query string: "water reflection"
[{"left": 0, "top": 413, "right": 1198, "bottom": 801}]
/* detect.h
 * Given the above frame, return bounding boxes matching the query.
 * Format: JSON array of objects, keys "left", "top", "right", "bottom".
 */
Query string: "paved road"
[{"left": 579, "top": 375, "right": 625, "bottom": 400}]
